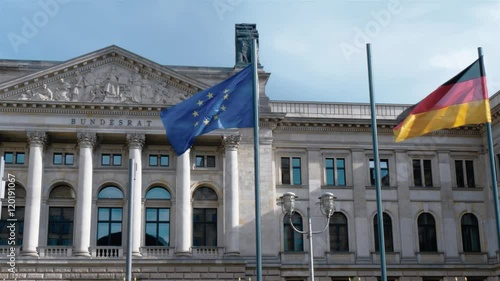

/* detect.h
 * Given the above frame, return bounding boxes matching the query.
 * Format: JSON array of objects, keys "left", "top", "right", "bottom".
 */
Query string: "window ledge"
[
  {"left": 277, "top": 184, "right": 308, "bottom": 189},
  {"left": 459, "top": 252, "right": 488, "bottom": 263},
  {"left": 409, "top": 186, "right": 441, "bottom": 190},
  {"left": 416, "top": 251, "right": 444, "bottom": 263},
  {"left": 365, "top": 186, "right": 398, "bottom": 190},
  {"left": 321, "top": 185, "right": 353, "bottom": 189},
  {"left": 452, "top": 187, "right": 484, "bottom": 191},
  {"left": 280, "top": 251, "right": 309, "bottom": 264},
  {"left": 371, "top": 251, "right": 400, "bottom": 264},
  {"left": 325, "top": 251, "right": 355, "bottom": 264}
]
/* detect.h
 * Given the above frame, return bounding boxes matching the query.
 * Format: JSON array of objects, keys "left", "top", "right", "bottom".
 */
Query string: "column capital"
[
  {"left": 223, "top": 135, "right": 241, "bottom": 150},
  {"left": 127, "top": 133, "right": 145, "bottom": 149},
  {"left": 77, "top": 132, "right": 96, "bottom": 148},
  {"left": 26, "top": 131, "right": 47, "bottom": 147}
]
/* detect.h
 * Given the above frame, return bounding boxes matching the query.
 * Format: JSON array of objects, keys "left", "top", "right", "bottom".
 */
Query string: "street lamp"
[{"left": 278, "top": 192, "right": 336, "bottom": 281}]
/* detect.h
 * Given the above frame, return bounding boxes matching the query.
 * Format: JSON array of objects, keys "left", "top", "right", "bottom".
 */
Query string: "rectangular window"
[
  {"left": 193, "top": 208, "right": 217, "bottom": 247},
  {"left": 455, "top": 160, "right": 475, "bottom": 188},
  {"left": 0, "top": 207, "right": 24, "bottom": 246},
  {"left": 413, "top": 159, "right": 433, "bottom": 187},
  {"left": 47, "top": 207, "right": 74, "bottom": 246},
  {"left": 101, "top": 154, "right": 122, "bottom": 166},
  {"left": 53, "top": 153, "right": 74, "bottom": 165},
  {"left": 4, "top": 152, "right": 25, "bottom": 165},
  {"left": 281, "top": 157, "right": 302, "bottom": 185},
  {"left": 325, "top": 158, "right": 346, "bottom": 186},
  {"left": 195, "top": 155, "right": 216, "bottom": 168},
  {"left": 145, "top": 208, "right": 170, "bottom": 246},
  {"left": 97, "top": 207, "right": 122, "bottom": 246},
  {"left": 149, "top": 155, "right": 169, "bottom": 167},
  {"left": 370, "top": 159, "right": 389, "bottom": 186}
]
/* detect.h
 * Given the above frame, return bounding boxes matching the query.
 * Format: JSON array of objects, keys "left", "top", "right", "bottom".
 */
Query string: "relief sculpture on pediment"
[{"left": 16, "top": 64, "right": 192, "bottom": 105}]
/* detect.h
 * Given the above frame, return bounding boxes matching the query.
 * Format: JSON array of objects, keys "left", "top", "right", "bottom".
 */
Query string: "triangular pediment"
[{"left": 0, "top": 45, "right": 209, "bottom": 105}]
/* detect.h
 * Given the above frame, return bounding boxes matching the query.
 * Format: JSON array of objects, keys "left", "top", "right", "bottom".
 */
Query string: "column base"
[
  {"left": 132, "top": 251, "right": 142, "bottom": 257},
  {"left": 21, "top": 250, "right": 39, "bottom": 257},
  {"left": 175, "top": 251, "right": 192, "bottom": 257},
  {"left": 73, "top": 251, "right": 91, "bottom": 257}
]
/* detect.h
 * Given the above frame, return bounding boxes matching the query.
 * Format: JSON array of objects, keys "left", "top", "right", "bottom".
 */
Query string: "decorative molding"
[
  {"left": 77, "top": 132, "right": 96, "bottom": 148},
  {"left": 127, "top": 133, "right": 145, "bottom": 149},
  {"left": 26, "top": 130, "right": 47, "bottom": 147},
  {"left": 222, "top": 135, "right": 241, "bottom": 150}
]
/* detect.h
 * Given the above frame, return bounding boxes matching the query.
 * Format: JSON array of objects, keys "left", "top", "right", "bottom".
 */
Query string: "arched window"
[
  {"left": 284, "top": 213, "right": 304, "bottom": 252},
  {"left": 330, "top": 212, "right": 348, "bottom": 252},
  {"left": 192, "top": 186, "right": 218, "bottom": 247},
  {"left": 374, "top": 212, "right": 393, "bottom": 252},
  {"left": 47, "top": 185, "right": 75, "bottom": 246},
  {"left": 145, "top": 187, "right": 171, "bottom": 246},
  {"left": 0, "top": 184, "right": 25, "bottom": 246},
  {"left": 417, "top": 213, "right": 437, "bottom": 252},
  {"left": 461, "top": 213, "right": 480, "bottom": 252},
  {"left": 96, "top": 186, "right": 124, "bottom": 246}
]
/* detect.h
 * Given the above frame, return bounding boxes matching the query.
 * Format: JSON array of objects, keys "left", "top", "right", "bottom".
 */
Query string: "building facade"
[{"left": 1, "top": 25, "right": 500, "bottom": 280}]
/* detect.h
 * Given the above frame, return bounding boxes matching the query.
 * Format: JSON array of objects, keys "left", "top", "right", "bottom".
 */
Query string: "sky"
[{"left": 0, "top": 0, "right": 499, "bottom": 104}]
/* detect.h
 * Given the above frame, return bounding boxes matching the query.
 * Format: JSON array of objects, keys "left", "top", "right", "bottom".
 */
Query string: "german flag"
[{"left": 393, "top": 58, "right": 491, "bottom": 142}]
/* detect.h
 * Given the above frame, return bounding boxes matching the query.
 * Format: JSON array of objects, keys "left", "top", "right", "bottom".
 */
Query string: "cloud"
[{"left": 429, "top": 49, "right": 476, "bottom": 70}]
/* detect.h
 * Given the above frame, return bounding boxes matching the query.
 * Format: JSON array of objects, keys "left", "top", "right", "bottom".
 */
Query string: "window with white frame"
[
  {"left": 412, "top": 159, "right": 433, "bottom": 187},
  {"left": 454, "top": 159, "right": 475, "bottom": 188},
  {"left": 101, "top": 154, "right": 122, "bottom": 166},
  {"left": 195, "top": 155, "right": 216, "bottom": 168},
  {"left": 149, "top": 155, "right": 169, "bottom": 167},
  {"left": 96, "top": 186, "right": 124, "bottom": 246}
]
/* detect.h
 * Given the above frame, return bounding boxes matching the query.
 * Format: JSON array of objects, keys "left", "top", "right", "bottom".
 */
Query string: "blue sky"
[{"left": 1, "top": 0, "right": 499, "bottom": 104}]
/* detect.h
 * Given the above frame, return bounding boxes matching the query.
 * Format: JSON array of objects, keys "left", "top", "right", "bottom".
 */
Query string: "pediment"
[{"left": 0, "top": 45, "right": 209, "bottom": 105}]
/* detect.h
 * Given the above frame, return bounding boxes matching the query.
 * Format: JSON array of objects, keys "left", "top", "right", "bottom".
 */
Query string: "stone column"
[
  {"left": 438, "top": 150, "right": 460, "bottom": 262},
  {"left": 175, "top": 149, "right": 191, "bottom": 255},
  {"left": 351, "top": 149, "right": 371, "bottom": 262},
  {"left": 395, "top": 150, "right": 416, "bottom": 262},
  {"left": 127, "top": 133, "right": 145, "bottom": 257},
  {"left": 73, "top": 132, "right": 96, "bottom": 256},
  {"left": 223, "top": 135, "right": 241, "bottom": 255},
  {"left": 22, "top": 131, "right": 46, "bottom": 256},
  {"left": 307, "top": 148, "right": 326, "bottom": 258}
]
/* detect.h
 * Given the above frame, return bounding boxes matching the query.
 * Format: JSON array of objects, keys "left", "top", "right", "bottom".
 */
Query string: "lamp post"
[{"left": 278, "top": 192, "right": 336, "bottom": 281}]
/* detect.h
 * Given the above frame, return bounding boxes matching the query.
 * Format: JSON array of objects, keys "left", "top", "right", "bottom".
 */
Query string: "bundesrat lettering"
[{"left": 71, "top": 118, "right": 152, "bottom": 127}]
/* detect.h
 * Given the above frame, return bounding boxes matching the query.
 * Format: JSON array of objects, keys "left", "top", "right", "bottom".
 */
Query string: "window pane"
[
  {"left": 111, "top": 208, "right": 122, "bottom": 221},
  {"left": 465, "top": 160, "right": 475, "bottom": 187},
  {"left": 98, "top": 186, "right": 123, "bottom": 199},
  {"left": 98, "top": 208, "right": 109, "bottom": 221},
  {"left": 160, "top": 155, "right": 169, "bottom": 167},
  {"left": 101, "top": 154, "right": 111, "bottom": 166},
  {"left": 423, "top": 159, "right": 433, "bottom": 187},
  {"left": 281, "top": 157, "right": 290, "bottom": 184},
  {"left": 149, "top": 155, "right": 158, "bottom": 166},
  {"left": 146, "top": 208, "right": 157, "bottom": 221},
  {"left": 4, "top": 152, "right": 13, "bottom": 164},
  {"left": 337, "top": 158, "right": 346, "bottom": 186},
  {"left": 292, "top": 157, "right": 301, "bottom": 185},
  {"left": 146, "top": 187, "right": 171, "bottom": 199},
  {"left": 158, "top": 223, "right": 170, "bottom": 246},
  {"left": 16, "top": 153, "right": 25, "bottom": 164},
  {"left": 413, "top": 159, "right": 422, "bottom": 187},
  {"left": 53, "top": 153, "right": 63, "bottom": 165},
  {"left": 195, "top": 156, "right": 204, "bottom": 167},
  {"left": 193, "top": 187, "right": 218, "bottom": 200},
  {"left": 65, "top": 154, "right": 74, "bottom": 165},
  {"left": 113, "top": 154, "right": 122, "bottom": 166},
  {"left": 207, "top": 156, "right": 216, "bottom": 167},
  {"left": 325, "top": 158, "right": 334, "bottom": 185},
  {"left": 158, "top": 209, "right": 170, "bottom": 221},
  {"left": 455, "top": 160, "right": 465, "bottom": 187},
  {"left": 97, "top": 222, "right": 109, "bottom": 241}
]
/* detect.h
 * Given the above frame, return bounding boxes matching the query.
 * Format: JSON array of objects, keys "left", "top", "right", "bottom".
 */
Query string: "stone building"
[{"left": 0, "top": 25, "right": 499, "bottom": 281}]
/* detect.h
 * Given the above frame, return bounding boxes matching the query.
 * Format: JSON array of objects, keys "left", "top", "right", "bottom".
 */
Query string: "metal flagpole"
[
  {"left": 366, "top": 43, "right": 387, "bottom": 281},
  {"left": 251, "top": 38, "right": 263, "bottom": 281},
  {"left": 126, "top": 158, "right": 135, "bottom": 281},
  {"left": 477, "top": 47, "right": 500, "bottom": 250}
]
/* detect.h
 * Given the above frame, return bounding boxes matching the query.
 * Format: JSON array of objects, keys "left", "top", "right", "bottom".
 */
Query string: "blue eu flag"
[{"left": 160, "top": 65, "right": 254, "bottom": 155}]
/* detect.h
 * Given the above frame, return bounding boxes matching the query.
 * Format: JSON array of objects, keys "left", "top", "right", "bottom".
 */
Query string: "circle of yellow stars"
[{"left": 193, "top": 89, "right": 230, "bottom": 127}]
